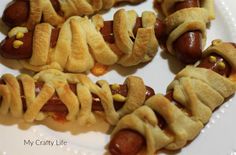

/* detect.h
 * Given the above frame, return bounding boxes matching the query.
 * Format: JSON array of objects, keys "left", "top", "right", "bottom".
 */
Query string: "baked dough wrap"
[
  {"left": 203, "top": 39, "right": 236, "bottom": 71},
  {"left": 7, "top": 9, "right": 158, "bottom": 73},
  {"left": 112, "top": 66, "right": 236, "bottom": 154},
  {"left": 159, "top": 0, "right": 215, "bottom": 55},
  {"left": 159, "top": 0, "right": 215, "bottom": 19},
  {"left": 168, "top": 66, "right": 236, "bottom": 124},
  {"left": 25, "top": 0, "right": 146, "bottom": 29},
  {"left": 113, "top": 9, "right": 158, "bottom": 66},
  {"left": 0, "top": 69, "right": 147, "bottom": 126}
]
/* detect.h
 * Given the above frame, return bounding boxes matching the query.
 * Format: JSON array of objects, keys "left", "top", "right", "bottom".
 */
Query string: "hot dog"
[
  {"left": 2, "top": 0, "right": 145, "bottom": 28},
  {"left": 109, "top": 129, "right": 145, "bottom": 155},
  {"left": 0, "top": 69, "right": 157, "bottom": 124},
  {"left": 0, "top": 9, "right": 162, "bottom": 73},
  {"left": 0, "top": 79, "right": 154, "bottom": 113},
  {"left": 0, "top": 9, "right": 161, "bottom": 75},
  {"left": 173, "top": 30, "right": 202, "bottom": 64},
  {"left": 172, "top": 0, "right": 202, "bottom": 64},
  {"left": 0, "top": 17, "right": 165, "bottom": 60},
  {"left": 2, "top": 0, "right": 29, "bottom": 27},
  {"left": 108, "top": 40, "right": 236, "bottom": 155},
  {"left": 156, "top": 0, "right": 215, "bottom": 64}
]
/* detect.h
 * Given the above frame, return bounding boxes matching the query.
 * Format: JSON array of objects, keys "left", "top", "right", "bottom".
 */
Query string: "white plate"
[{"left": 0, "top": 0, "right": 236, "bottom": 155}]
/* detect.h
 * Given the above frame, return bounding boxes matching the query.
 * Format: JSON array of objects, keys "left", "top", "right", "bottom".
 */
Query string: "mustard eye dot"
[
  {"left": 217, "top": 61, "right": 226, "bottom": 70},
  {"left": 111, "top": 84, "right": 120, "bottom": 90},
  {"left": 13, "top": 40, "right": 24, "bottom": 49},
  {"left": 16, "top": 32, "right": 24, "bottom": 39},
  {"left": 209, "top": 56, "right": 217, "bottom": 63},
  {"left": 212, "top": 39, "right": 222, "bottom": 46}
]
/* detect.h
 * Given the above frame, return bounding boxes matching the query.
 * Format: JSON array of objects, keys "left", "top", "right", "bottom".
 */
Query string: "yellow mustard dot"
[
  {"left": 35, "top": 113, "right": 46, "bottom": 121},
  {"left": 111, "top": 83, "right": 120, "bottom": 90},
  {"left": 16, "top": 32, "right": 24, "bottom": 39},
  {"left": 13, "top": 40, "right": 23, "bottom": 49},
  {"left": 217, "top": 61, "right": 226, "bottom": 70},
  {"left": 209, "top": 56, "right": 217, "bottom": 63},
  {"left": 112, "top": 94, "right": 126, "bottom": 102},
  {"left": 212, "top": 39, "right": 222, "bottom": 46}
]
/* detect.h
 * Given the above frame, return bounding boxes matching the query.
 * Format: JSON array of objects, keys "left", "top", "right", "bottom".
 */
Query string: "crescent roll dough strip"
[
  {"left": 112, "top": 66, "right": 236, "bottom": 154},
  {"left": 2, "top": 74, "right": 22, "bottom": 117},
  {"left": 25, "top": 0, "right": 145, "bottom": 29},
  {"left": 8, "top": 10, "right": 158, "bottom": 73},
  {"left": 167, "top": 66, "right": 236, "bottom": 123},
  {"left": 0, "top": 69, "right": 147, "bottom": 126},
  {"left": 114, "top": 10, "right": 158, "bottom": 66},
  {"left": 0, "top": 85, "right": 10, "bottom": 115},
  {"left": 26, "top": 0, "right": 64, "bottom": 29},
  {"left": 173, "top": 66, "right": 236, "bottom": 98},
  {"left": 159, "top": 0, "right": 215, "bottom": 18},
  {"left": 203, "top": 40, "right": 236, "bottom": 70},
  {"left": 160, "top": 0, "right": 215, "bottom": 55},
  {"left": 30, "top": 23, "right": 52, "bottom": 66}
]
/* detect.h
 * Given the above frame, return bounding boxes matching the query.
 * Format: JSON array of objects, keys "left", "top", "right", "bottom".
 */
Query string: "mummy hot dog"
[
  {"left": 156, "top": 0, "right": 215, "bottom": 64},
  {"left": 108, "top": 40, "right": 236, "bottom": 155},
  {"left": 0, "top": 68, "right": 155, "bottom": 125},
  {"left": 0, "top": 9, "right": 161, "bottom": 75},
  {"left": 2, "top": 0, "right": 145, "bottom": 29}
]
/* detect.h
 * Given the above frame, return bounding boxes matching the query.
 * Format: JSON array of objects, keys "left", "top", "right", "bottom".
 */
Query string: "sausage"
[
  {"left": 0, "top": 79, "right": 155, "bottom": 113},
  {"left": 108, "top": 52, "right": 234, "bottom": 155},
  {"left": 0, "top": 17, "right": 166, "bottom": 60},
  {"left": 109, "top": 129, "right": 145, "bottom": 155},
  {"left": 2, "top": 0, "right": 61, "bottom": 27},
  {"left": 2, "top": 0, "right": 29, "bottom": 27},
  {"left": 133, "top": 18, "right": 143, "bottom": 38},
  {"left": 154, "top": 18, "right": 166, "bottom": 42},
  {"left": 49, "top": 0, "right": 61, "bottom": 13},
  {"left": 50, "top": 28, "right": 60, "bottom": 48},
  {"left": 1, "top": 31, "right": 33, "bottom": 59},
  {"left": 173, "top": 31, "right": 202, "bottom": 64},
  {"left": 100, "top": 20, "right": 114, "bottom": 44}
]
